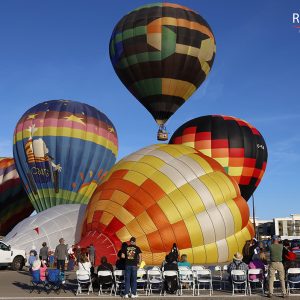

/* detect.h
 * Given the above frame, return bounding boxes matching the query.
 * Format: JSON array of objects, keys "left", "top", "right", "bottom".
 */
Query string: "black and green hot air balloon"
[{"left": 109, "top": 2, "right": 216, "bottom": 140}]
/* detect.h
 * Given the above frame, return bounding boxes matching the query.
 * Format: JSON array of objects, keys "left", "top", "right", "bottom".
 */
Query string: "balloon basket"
[{"left": 157, "top": 127, "right": 168, "bottom": 141}]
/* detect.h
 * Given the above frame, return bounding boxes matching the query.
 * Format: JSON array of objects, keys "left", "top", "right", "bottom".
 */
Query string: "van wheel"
[{"left": 12, "top": 256, "right": 24, "bottom": 271}]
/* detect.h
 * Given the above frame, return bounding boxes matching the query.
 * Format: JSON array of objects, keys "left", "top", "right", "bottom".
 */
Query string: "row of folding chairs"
[
  {"left": 230, "top": 269, "right": 264, "bottom": 296},
  {"left": 230, "top": 267, "right": 300, "bottom": 296},
  {"left": 76, "top": 266, "right": 300, "bottom": 297},
  {"left": 76, "top": 267, "right": 214, "bottom": 296}
]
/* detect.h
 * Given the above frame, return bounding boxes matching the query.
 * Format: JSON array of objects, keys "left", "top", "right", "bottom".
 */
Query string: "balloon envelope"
[
  {"left": 169, "top": 115, "right": 268, "bottom": 201},
  {"left": 13, "top": 100, "right": 118, "bottom": 212},
  {"left": 109, "top": 2, "right": 216, "bottom": 126},
  {"left": 81, "top": 144, "right": 253, "bottom": 265},
  {"left": 0, "top": 157, "right": 34, "bottom": 236},
  {"left": 4, "top": 204, "right": 86, "bottom": 253}
]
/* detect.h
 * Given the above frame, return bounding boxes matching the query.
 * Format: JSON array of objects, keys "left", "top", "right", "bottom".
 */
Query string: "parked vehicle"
[{"left": 0, "top": 241, "right": 26, "bottom": 270}]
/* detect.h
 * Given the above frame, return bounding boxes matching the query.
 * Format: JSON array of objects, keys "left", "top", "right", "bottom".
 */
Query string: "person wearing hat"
[
  {"left": 227, "top": 252, "right": 248, "bottom": 283},
  {"left": 268, "top": 235, "right": 287, "bottom": 298},
  {"left": 54, "top": 237, "right": 68, "bottom": 273},
  {"left": 124, "top": 237, "right": 142, "bottom": 298}
]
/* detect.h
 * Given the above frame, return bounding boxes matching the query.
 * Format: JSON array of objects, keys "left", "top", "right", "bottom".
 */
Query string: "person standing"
[
  {"left": 28, "top": 250, "right": 37, "bottom": 270},
  {"left": 124, "top": 237, "right": 142, "bottom": 298},
  {"left": 39, "top": 242, "right": 49, "bottom": 263},
  {"left": 75, "top": 245, "right": 81, "bottom": 266},
  {"left": 242, "top": 240, "right": 255, "bottom": 264},
  {"left": 88, "top": 243, "right": 95, "bottom": 266},
  {"left": 116, "top": 242, "right": 127, "bottom": 270},
  {"left": 54, "top": 238, "right": 68, "bottom": 272},
  {"left": 48, "top": 250, "right": 55, "bottom": 268},
  {"left": 67, "top": 245, "right": 76, "bottom": 271},
  {"left": 169, "top": 243, "right": 179, "bottom": 262},
  {"left": 268, "top": 235, "right": 287, "bottom": 298},
  {"left": 282, "top": 239, "right": 296, "bottom": 273}
]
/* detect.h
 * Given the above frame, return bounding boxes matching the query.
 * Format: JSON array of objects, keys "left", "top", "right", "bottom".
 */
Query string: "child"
[
  {"left": 40, "top": 260, "right": 48, "bottom": 282},
  {"left": 67, "top": 252, "right": 75, "bottom": 271},
  {"left": 28, "top": 250, "right": 37, "bottom": 270},
  {"left": 48, "top": 250, "right": 55, "bottom": 268}
]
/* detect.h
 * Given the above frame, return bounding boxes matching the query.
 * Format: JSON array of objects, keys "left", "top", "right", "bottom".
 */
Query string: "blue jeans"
[{"left": 125, "top": 265, "right": 137, "bottom": 295}]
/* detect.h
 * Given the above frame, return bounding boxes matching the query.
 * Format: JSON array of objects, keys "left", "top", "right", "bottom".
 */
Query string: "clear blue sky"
[{"left": 0, "top": 0, "right": 299, "bottom": 220}]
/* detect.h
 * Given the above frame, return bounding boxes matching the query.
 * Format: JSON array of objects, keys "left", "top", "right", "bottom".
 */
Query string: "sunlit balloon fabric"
[
  {"left": 82, "top": 144, "right": 254, "bottom": 265},
  {"left": 169, "top": 115, "right": 268, "bottom": 201},
  {"left": 13, "top": 100, "right": 118, "bottom": 212},
  {"left": 0, "top": 158, "right": 34, "bottom": 236},
  {"left": 4, "top": 204, "right": 86, "bottom": 253},
  {"left": 109, "top": 3, "right": 216, "bottom": 126}
]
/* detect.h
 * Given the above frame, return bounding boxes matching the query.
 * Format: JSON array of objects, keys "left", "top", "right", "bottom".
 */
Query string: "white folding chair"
[
  {"left": 231, "top": 269, "right": 247, "bottom": 296},
  {"left": 287, "top": 268, "right": 300, "bottom": 295},
  {"left": 179, "top": 269, "right": 194, "bottom": 295},
  {"left": 163, "top": 270, "right": 179, "bottom": 296},
  {"left": 248, "top": 268, "right": 264, "bottom": 295},
  {"left": 191, "top": 265, "right": 205, "bottom": 281},
  {"left": 113, "top": 269, "right": 125, "bottom": 296},
  {"left": 97, "top": 270, "right": 114, "bottom": 295},
  {"left": 147, "top": 269, "right": 163, "bottom": 295},
  {"left": 192, "top": 265, "right": 205, "bottom": 272},
  {"left": 195, "top": 269, "right": 213, "bottom": 296},
  {"left": 178, "top": 265, "right": 190, "bottom": 271},
  {"left": 76, "top": 270, "right": 93, "bottom": 295},
  {"left": 136, "top": 269, "right": 147, "bottom": 294}
]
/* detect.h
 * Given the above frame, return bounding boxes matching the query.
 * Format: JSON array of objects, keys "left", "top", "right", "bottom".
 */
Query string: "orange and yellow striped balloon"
[{"left": 81, "top": 144, "right": 253, "bottom": 265}]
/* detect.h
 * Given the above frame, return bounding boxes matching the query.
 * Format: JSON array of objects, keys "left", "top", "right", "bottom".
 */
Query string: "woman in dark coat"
[
  {"left": 115, "top": 242, "right": 127, "bottom": 270},
  {"left": 97, "top": 256, "right": 114, "bottom": 289}
]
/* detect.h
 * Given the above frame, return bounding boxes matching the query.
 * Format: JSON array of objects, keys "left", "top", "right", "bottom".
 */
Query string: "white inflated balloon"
[{"left": 4, "top": 204, "right": 86, "bottom": 253}]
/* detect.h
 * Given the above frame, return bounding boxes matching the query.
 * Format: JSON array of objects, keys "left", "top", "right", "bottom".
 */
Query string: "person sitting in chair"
[{"left": 227, "top": 252, "right": 248, "bottom": 283}]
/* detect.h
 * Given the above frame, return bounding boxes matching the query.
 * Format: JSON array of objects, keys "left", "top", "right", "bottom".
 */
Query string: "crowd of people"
[
  {"left": 227, "top": 235, "right": 299, "bottom": 298},
  {"left": 27, "top": 235, "right": 300, "bottom": 298},
  {"left": 27, "top": 238, "right": 188, "bottom": 296}
]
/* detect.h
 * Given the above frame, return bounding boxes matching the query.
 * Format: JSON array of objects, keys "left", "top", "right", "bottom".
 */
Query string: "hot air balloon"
[
  {"left": 169, "top": 115, "right": 268, "bottom": 201},
  {"left": 0, "top": 157, "right": 34, "bottom": 236},
  {"left": 13, "top": 100, "right": 118, "bottom": 212},
  {"left": 109, "top": 3, "right": 216, "bottom": 141},
  {"left": 80, "top": 144, "right": 254, "bottom": 265},
  {"left": 4, "top": 204, "right": 86, "bottom": 253}
]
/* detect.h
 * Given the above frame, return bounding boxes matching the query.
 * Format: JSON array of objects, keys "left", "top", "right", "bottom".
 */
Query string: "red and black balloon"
[{"left": 169, "top": 115, "right": 268, "bottom": 201}]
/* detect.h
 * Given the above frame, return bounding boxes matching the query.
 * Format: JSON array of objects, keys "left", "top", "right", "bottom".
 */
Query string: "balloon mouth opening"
[
  {"left": 156, "top": 119, "right": 167, "bottom": 126},
  {"left": 78, "top": 231, "right": 117, "bottom": 265}
]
